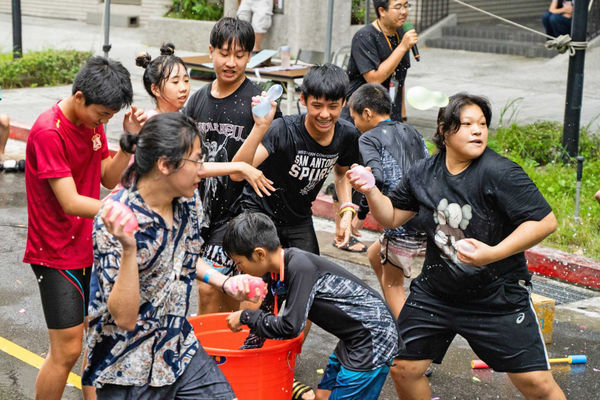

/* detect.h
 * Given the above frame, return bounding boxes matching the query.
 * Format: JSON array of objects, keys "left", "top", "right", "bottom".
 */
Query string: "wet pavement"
[{"left": 1, "top": 170, "right": 600, "bottom": 399}]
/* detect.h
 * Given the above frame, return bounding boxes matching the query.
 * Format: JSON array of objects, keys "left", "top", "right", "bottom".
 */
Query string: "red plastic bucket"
[{"left": 189, "top": 313, "right": 303, "bottom": 400}]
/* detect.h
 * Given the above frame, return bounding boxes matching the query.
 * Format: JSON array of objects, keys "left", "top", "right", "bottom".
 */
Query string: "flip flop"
[
  {"left": 333, "top": 236, "right": 367, "bottom": 253},
  {"left": 292, "top": 379, "right": 315, "bottom": 400}
]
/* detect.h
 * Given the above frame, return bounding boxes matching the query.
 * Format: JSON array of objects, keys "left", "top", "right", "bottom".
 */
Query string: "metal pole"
[
  {"left": 11, "top": 0, "right": 22, "bottom": 59},
  {"left": 325, "top": 0, "right": 334, "bottom": 63},
  {"left": 562, "top": 0, "right": 589, "bottom": 159},
  {"left": 103, "top": 0, "right": 112, "bottom": 57},
  {"left": 365, "top": 0, "right": 371, "bottom": 25},
  {"left": 574, "top": 156, "right": 584, "bottom": 221}
]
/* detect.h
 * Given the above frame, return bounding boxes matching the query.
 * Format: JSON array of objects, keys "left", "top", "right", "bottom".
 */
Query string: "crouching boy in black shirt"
[{"left": 224, "top": 212, "right": 400, "bottom": 400}]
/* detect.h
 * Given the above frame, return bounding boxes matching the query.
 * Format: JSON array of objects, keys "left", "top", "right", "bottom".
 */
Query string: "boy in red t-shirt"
[{"left": 24, "top": 56, "right": 145, "bottom": 400}]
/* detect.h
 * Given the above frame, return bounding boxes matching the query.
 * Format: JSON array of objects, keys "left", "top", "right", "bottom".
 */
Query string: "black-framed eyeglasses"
[
  {"left": 390, "top": 2, "right": 412, "bottom": 11},
  {"left": 183, "top": 154, "right": 205, "bottom": 169}
]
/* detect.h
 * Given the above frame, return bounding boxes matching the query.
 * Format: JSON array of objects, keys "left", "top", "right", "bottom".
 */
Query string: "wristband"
[
  {"left": 221, "top": 275, "right": 232, "bottom": 294},
  {"left": 339, "top": 206, "right": 356, "bottom": 217},
  {"left": 202, "top": 268, "right": 215, "bottom": 284}
]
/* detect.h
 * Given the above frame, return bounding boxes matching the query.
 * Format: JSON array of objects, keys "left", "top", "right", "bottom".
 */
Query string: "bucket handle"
[{"left": 287, "top": 350, "right": 296, "bottom": 372}]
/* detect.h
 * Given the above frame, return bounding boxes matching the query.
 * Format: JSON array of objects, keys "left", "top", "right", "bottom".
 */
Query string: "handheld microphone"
[{"left": 402, "top": 22, "right": 420, "bottom": 62}]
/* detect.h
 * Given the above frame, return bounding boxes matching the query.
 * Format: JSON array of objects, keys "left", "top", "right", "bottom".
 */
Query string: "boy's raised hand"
[
  {"left": 123, "top": 105, "right": 147, "bottom": 134},
  {"left": 251, "top": 93, "right": 277, "bottom": 130}
]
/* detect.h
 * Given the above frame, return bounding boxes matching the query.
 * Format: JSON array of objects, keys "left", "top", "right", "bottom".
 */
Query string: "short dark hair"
[
  {"left": 72, "top": 56, "right": 133, "bottom": 111},
  {"left": 120, "top": 112, "right": 202, "bottom": 187},
  {"left": 348, "top": 83, "right": 392, "bottom": 116},
  {"left": 210, "top": 17, "right": 255, "bottom": 53},
  {"left": 136, "top": 43, "right": 187, "bottom": 104},
  {"left": 300, "top": 63, "right": 348, "bottom": 102},
  {"left": 373, "top": 0, "right": 390, "bottom": 18},
  {"left": 432, "top": 92, "right": 492, "bottom": 151},
  {"left": 223, "top": 212, "right": 281, "bottom": 259}
]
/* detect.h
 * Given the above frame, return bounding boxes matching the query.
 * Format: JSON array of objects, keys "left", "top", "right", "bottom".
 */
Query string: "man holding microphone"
[{"left": 343, "top": 0, "right": 418, "bottom": 123}]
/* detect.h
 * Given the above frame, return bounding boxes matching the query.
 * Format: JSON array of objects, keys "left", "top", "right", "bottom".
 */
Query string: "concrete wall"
[
  {"left": 0, "top": 0, "right": 92, "bottom": 21},
  {"left": 145, "top": 0, "right": 362, "bottom": 57},
  {"left": 448, "top": 0, "right": 549, "bottom": 23}
]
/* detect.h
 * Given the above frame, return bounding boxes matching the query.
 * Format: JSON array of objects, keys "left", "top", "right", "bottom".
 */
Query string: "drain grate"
[{"left": 530, "top": 275, "right": 598, "bottom": 305}]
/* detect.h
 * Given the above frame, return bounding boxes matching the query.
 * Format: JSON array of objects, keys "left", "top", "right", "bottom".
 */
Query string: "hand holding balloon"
[
  {"left": 348, "top": 165, "right": 375, "bottom": 190},
  {"left": 105, "top": 201, "right": 139, "bottom": 234},
  {"left": 252, "top": 84, "right": 283, "bottom": 117}
]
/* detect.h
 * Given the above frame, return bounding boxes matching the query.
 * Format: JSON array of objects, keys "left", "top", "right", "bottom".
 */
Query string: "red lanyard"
[
  {"left": 270, "top": 249, "right": 285, "bottom": 316},
  {"left": 376, "top": 20, "right": 400, "bottom": 52}
]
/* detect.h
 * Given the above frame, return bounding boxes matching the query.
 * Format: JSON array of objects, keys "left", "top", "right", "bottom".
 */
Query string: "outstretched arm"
[
  {"left": 457, "top": 212, "right": 557, "bottom": 266},
  {"left": 347, "top": 165, "right": 415, "bottom": 228},
  {"left": 200, "top": 161, "right": 274, "bottom": 197}
]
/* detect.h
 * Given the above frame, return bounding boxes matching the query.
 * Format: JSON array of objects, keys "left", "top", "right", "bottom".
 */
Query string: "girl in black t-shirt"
[{"left": 347, "top": 93, "right": 565, "bottom": 400}]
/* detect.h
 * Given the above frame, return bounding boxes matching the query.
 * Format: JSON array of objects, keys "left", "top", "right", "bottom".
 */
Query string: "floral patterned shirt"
[{"left": 83, "top": 187, "right": 204, "bottom": 388}]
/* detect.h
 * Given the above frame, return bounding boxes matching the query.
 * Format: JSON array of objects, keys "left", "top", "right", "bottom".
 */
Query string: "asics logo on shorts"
[{"left": 516, "top": 312, "right": 525, "bottom": 324}]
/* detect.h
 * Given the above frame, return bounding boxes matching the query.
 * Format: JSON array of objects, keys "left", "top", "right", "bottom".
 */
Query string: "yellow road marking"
[{"left": 0, "top": 336, "right": 82, "bottom": 390}]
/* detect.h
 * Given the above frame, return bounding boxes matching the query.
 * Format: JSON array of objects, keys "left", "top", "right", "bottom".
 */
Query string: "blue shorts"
[{"left": 317, "top": 353, "right": 390, "bottom": 400}]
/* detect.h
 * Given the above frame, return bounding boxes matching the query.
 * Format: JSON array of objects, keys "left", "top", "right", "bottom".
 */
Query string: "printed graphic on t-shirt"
[
  {"left": 196, "top": 122, "right": 245, "bottom": 143},
  {"left": 289, "top": 151, "right": 339, "bottom": 195},
  {"left": 201, "top": 134, "right": 235, "bottom": 227},
  {"left": 91, "top": 133, "right": 102, "bottom": 151},
  {"left": 433, "top": 198, "right": 472, "bottom": 263}
]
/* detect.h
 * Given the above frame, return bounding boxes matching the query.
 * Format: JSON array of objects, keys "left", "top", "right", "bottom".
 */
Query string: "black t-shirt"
[
  {"left": 388, "top": 147, "right": 552, "bottom": 299},
  {"left": 347, "top": 23, "right": 411, "bottom": 121},
  {"left": 240, "top": 114, "right": 360, "bottom": 225},
  {"left": 183, "top": 78, "right": 282, "bottom": 242},
  {"left": 358, "top": 120, "right": 428, "bottom": 234},
  {"left": 241, "top": 248, "right": 399, "bottom": 371}
]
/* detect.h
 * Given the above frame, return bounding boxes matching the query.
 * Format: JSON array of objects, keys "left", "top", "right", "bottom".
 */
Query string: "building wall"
[
  {"left": 448, "top": 0, "right": 549, "bottom": 23},
  {"left": 0, "top": 0, "right": 92, "bottom": 20}
]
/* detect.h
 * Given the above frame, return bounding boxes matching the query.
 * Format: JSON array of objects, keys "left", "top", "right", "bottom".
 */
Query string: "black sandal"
[
  {"left": 333, "top": 236, "right": 367, "bottom": 253},
  {"left": 292, "top": 379, "right": 315, "bottom": 400}
]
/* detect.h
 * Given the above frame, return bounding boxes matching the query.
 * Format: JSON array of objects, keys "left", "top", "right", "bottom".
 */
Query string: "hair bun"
[
  {"left": 120, "top": 132, "right": 139, "bottom": 154},
  {"left": 160, "top": 43, "right": 175, "bottom": 56},
  {"left": 135, "top": 52, "right": 151, "bottom": 68}
]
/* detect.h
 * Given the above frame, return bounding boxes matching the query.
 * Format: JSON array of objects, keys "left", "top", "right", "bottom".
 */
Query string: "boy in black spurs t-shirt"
[
  {"left": 183, "top": 17, "right": 281, "bottom": 315},
  {"left": 348, "top": 93, "right": 566, "bottom": 400},
  {"left": 232, "top": 63, "right": 360, "bottom": 254},
  {"left": 223, "top": 213, "right": 400, "bottom": 400}
]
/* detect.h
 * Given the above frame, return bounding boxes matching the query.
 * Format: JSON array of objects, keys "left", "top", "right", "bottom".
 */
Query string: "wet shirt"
[
  {"left": 83, "top": 187, "right": 204, "bottom": 388},
  {"left": 24, "top": 104, "right": 110, "bottom": 269},
  {"left": 183, "top": 78, "right": 281, "bottom": 243},
  {"left": 358, "top": 120, "right": 428, "bottom": 237},
  {"left": 241, "top": 114, "right": 360, "bottom": 225},
  {"left": 388, "top": 147, "right": 552, "bottom": 299},
  {"left": 347, "top": 23, "right": 411, "bottom": 121},
  {"left": 240, "top": 248, "right": 399, "bottom": 371}
]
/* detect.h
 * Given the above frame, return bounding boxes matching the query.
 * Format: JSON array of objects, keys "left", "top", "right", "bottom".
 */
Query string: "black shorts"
[
  {"left": 396, "top": 281, "right": 550, "bottom": 373},
  {"left": 31, "top": 264, "right": 91, "bottom": 330},
  {"left": 276, "top": 219, "right": 320, "bottom": 255}
]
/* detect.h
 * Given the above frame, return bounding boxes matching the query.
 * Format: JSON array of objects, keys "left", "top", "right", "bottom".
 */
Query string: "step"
[
  {"left": 425, "top": 36, "right": 557, "bottom": 58},
  {"left": 86, "top": 4, "right": 140, "bottom": 27},
  {"left": 442, "top": 25, "right": 546, "bottom": 44}
]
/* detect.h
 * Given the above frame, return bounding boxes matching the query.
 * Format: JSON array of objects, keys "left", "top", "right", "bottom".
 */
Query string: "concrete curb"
[
  {"left": 9, "top": 120, "right": 600, "bottom": 289},
  {"left": 312, "top": 194, "right": 600, "bottom": 290}
]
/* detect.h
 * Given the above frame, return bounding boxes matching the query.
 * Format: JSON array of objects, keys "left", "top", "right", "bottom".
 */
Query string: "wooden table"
[{"left": 181, "top": 55, "right": 311, "bottom": 115}]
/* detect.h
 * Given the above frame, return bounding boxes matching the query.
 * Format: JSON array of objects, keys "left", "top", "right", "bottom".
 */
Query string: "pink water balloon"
[
  {"left": 350, "top": 165, "right": 375, "bottom": 189},
  {"left": 105, "top": 201, "right": 139, "bottom": 234}
]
